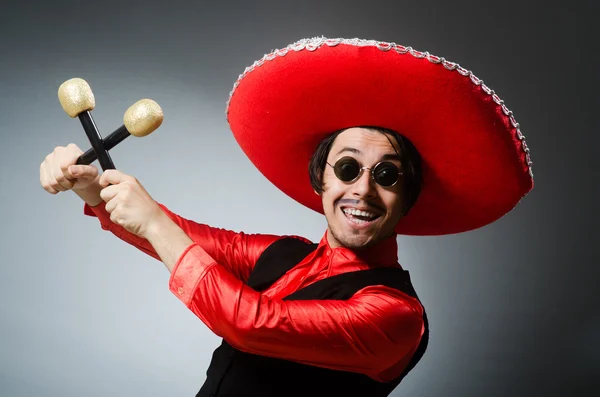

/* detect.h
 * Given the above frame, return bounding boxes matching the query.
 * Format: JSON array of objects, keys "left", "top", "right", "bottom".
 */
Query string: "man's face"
[{"left": 319, "top": 127, "right": 405, "bottom": 250}]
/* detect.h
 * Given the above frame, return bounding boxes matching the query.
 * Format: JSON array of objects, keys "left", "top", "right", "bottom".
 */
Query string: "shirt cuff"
[
  {"left": 83, "top": 202, "right": 113, "bottom": 230},
  {"left": 169, "top": 243, "right": 217, "bottom": 306}
]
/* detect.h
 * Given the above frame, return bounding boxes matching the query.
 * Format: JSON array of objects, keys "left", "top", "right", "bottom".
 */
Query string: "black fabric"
[
  {"left": 246, "top": 237, "right": 319, "bottom": 291},
  {"left": 196, "top": 237, "right": 429, "bottom": 397}
]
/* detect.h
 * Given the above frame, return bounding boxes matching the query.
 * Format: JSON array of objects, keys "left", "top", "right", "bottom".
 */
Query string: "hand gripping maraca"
[{"left": 57, "top": 78, "right": 163, "bottom": 170}]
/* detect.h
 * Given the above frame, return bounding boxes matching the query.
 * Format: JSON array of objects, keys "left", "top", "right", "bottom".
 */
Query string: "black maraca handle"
[
  {"left": 76, "top": 125, "right": 129, "bottom": 165},
  {"left": 77, "top": 111, "right": 116, "bottom": 170}
]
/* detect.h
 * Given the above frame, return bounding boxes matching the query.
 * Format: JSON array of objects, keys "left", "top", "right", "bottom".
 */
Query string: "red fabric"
[
  {"left": 84, "top": 202, "right": 424, "bottom": 382},
  {"left": 227, "top": 40, "right": 534, "bottom": 236}
]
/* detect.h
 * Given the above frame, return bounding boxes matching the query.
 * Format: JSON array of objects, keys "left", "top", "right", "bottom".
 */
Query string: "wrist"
[
  {"left": 73, "top": 180, "right": 103, "bottom": 207},
  {"left": 141, "top": 209, "right": 195, "bottom": 273},
  {"left": 143, "top": 209, "right": 174, "bottom": 241}
]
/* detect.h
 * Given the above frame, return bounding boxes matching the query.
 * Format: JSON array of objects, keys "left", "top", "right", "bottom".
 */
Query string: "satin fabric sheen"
[{"left": 84, "top": 202, "right": 425, "bottom": 382}]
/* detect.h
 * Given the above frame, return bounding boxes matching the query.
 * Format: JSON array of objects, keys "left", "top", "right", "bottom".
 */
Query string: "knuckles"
[
  {"left": 41, "top": 180, "right": 56, "bottom": 193},
  {"left": 100, "top": 170, "right": 138, "bottom": 187},
  {"left": 40, "top": 144, "right": 84, "bottom": 194},
  {"left": 44, "top": 144, "right": 81, "bottom": 166},
  {"left": 99, "top": 180, "right": 135, "bottom": 202},
  {"left": 119, "top": 186, "right": 131, "bottom": 199}
]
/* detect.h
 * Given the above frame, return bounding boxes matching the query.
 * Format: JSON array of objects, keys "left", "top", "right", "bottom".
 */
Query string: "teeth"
[
  {"left": 343, "top": 208, "right": 377, "bottom": 219},
  {"left": 349, "top": 217, "right": 368, "bottom": 225}
]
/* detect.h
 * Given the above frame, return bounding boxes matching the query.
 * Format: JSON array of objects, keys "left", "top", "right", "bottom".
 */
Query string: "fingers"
[
  {"left": 101, "top": 184, "right": 130, "bottom": 222},
  {"left": 59, "top": 144, "right": 99, "bottom": 183},
  {"left": 99, "top": 183, "right": 120, "bottom": 205},
  {"left": 68, "top": 164, "right": 98, "bottom": 181},
  {"left": 53, "top": 151, "right": 75, "bottom": 191},
  {"left": 42, "top": 152, "right": 69, "bottom": 193},
  {"left": 100, "top": 175, "right": 137, "bottom": 211},
  {"left": 40, "top": 143, "right": 96, "bottom": 194},
  {"left": 109, "top": 207, "right": 125, "bottom": 226},
  {"left": 99, "top": 173, "right": 141, "bottom": 215},
  {"left": 40, "top": 158, "right": 59, "bottom": 194},
  {"left": 99, "top": 169, "right": 133, "bottom": 187}
]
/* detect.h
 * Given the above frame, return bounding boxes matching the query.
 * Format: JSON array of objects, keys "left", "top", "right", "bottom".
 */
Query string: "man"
[{"left": 40, "top": 37, "right": 533, "bottom": 396}]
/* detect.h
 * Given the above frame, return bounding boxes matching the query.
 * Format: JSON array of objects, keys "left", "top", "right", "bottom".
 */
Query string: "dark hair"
[{"left": 308, "top": 126, "right": 423, "bottom": 216}]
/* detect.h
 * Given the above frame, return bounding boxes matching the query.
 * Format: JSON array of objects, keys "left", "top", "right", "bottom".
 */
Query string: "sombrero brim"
[{"left": 226, "top": 37, "right": 534, "bottom": 236}]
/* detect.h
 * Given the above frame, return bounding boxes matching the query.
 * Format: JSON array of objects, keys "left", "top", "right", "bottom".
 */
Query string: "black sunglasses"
[{"left": 327, "top": 156, "right": 403, "bottom": 187}]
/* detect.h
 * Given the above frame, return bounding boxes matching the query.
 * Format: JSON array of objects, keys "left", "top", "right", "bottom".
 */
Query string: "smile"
[{"left": 342, "top": 207, "right": 381, "bottom": 226}]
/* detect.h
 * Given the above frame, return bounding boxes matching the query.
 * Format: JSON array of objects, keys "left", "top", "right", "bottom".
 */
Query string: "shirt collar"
[{"left": 316, "top": 229, "right": 400, "bottom": 268}]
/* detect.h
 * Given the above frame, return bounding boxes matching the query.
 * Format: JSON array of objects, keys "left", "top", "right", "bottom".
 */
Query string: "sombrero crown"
[{"left": 226, "top": 37, "right": 534, "bottom": 236}]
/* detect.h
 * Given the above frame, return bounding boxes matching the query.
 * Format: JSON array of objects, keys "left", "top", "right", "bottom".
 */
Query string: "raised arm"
[
  {"left": 84, "top": 200, "right": 281, "bottom": 282},
  {"left": 39, "top": 143, "right": 281, "bottom": 282}
]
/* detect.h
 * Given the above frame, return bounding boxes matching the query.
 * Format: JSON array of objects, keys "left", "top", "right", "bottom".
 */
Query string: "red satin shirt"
[{"left": 84, "top": 202, "right": 425, "bottom": 382}]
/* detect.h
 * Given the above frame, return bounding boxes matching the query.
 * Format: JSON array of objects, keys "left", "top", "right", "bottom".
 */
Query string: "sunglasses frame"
[{"left": 327, "top": 156, "right": 404, "bottom": 187}]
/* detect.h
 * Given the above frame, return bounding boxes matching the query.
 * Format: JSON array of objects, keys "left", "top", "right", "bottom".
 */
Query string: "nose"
[{"left": 351, "top": 169, "right": 377, "bottom": 198}]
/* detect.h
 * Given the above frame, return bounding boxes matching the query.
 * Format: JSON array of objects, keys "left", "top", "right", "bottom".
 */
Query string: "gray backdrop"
[{"left": 0, "top": 1, "right": 597, "bottom": 396}]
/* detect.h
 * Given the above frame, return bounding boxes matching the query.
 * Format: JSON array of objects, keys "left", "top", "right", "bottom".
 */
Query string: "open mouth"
[{"left": 342, "top": 207, "right": 381, "bottom": 225}]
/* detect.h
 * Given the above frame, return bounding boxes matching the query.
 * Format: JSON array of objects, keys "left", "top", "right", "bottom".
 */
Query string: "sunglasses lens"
[
  {"left": 374, "top": 162, "right": 400, "bottom": 186},
  {"left": 334, "top": 157, "right": 360, "bottom": 182}
]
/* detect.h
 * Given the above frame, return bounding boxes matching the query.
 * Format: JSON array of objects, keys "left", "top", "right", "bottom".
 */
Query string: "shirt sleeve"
[
  {"left": 169, "top": 242, "right": 425, "bottom": 381},
  {"left": 83, "top": 202, "right": 282, "bottom": 282}
]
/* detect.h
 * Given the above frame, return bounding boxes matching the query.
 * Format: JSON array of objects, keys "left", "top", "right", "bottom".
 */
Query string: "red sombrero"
[{"left": 225, "top": 37, "right": 534, "bottom": 236}]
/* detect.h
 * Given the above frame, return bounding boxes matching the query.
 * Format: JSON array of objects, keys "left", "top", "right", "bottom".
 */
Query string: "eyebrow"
[
  {"left": 335, "top": 147, "right": 402, "bottom": 162},
  {"left": 381, "top": 153, "right": 402, "bottom": 162},
  {"left": 335, "top": 147, "right": 361, "bottom": 157}
]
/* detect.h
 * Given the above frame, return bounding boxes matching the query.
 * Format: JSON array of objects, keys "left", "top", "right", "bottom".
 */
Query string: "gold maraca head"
[
  {"left": 123, "top": 99, "right": 164, "bottom": 137},
  {"left": 58, "top": 78, "right": 95, "bottom": 118}
]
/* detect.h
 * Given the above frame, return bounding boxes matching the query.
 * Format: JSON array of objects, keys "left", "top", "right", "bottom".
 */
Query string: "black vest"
[{"left": 196, "top": 237, "right": 429, "bottom": 397}]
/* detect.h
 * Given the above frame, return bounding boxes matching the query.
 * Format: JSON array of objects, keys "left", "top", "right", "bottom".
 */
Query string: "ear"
[{"left": 314, "top": 174, "right": 325, "bottom": 195}]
